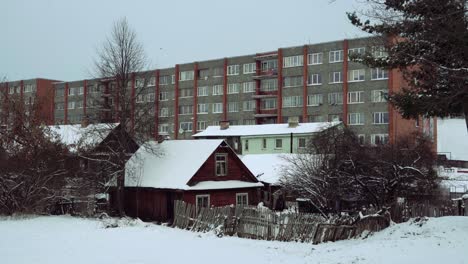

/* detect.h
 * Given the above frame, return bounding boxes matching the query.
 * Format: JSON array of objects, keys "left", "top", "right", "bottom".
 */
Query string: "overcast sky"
[{"left": 1, "top": 0, "right": 369, "bottom": 82}]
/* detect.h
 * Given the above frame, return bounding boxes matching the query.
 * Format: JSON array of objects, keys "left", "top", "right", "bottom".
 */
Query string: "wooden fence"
[
  {"left": 390, "top": 201, "right": 459, "bottom": 223},
  {"left": 173, "top": 200, "right": 390, "bottom": 244}
]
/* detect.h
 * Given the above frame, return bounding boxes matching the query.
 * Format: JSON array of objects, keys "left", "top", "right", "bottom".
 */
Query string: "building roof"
[
  {"left": 125, "top": 139, "right": 262, "bottom": 190},
  {"left": 193, "top": 122, "right": 341, "bottom": 138},
  {"left": 241, "top": 154, "right": 292, "bottom": 185},
  {"left": 49, "top": 123, "right": 118, "bottom": 152}
]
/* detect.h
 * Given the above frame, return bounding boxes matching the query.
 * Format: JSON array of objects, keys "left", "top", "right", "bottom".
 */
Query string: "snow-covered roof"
[
  {"left": 437, "top": 118, "right": 468, "bottom": 161},
  {"left": 241, "top": 154, "right": 292, "bottom": 185},
  {"left": 125, "top": 139, "right": 262, "bottom": 190},
  {"left": 49, "top": 123, "right": 118, "bottom": 151},
  {"left": 192, "top": 122, "right": 341, "bottom": 137}
]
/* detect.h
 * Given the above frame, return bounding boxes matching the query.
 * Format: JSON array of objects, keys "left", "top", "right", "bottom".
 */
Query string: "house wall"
[
  {"left": 183, "top": 188, "right": 260, "bottom": 207},
  {"left": 241, "top": 133, "right": 312, "bottom": 154}
]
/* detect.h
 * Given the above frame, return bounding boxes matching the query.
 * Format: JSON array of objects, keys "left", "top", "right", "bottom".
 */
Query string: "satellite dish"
[{"left": 179, "top": 128, "right": 185, "bottom": 134}]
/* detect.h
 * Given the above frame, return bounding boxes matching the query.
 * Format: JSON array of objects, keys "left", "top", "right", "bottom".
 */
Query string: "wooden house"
[{"left": 119, "top": 139, "right": 263, "bottom": 222}]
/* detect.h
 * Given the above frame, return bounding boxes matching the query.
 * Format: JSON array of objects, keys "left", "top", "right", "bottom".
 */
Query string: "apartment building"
[
  {"left": 1, "top": 37, "right": 436, "bottom": 145},
  {"left": 0, "top": 78, "right": 57, "bottom": 126}
]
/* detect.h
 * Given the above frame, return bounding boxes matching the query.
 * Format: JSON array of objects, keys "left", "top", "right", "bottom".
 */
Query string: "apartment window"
[
  {"left": 76, "top": 100, "right": 83, "bottom": 109},
  {"left": 243, "top": 100, "right": 256, "bottom": 111},
  {"left": 328, "top": 114, "right": 341, "bottom": 122},
  {"left": 24, "top": 84, "right": 32, "bottom": 93},
  {"left": 68, "top": 87, "right": 75, "bottom": 96},
  {"left": 372, "top": 90, "right": 388, "bottom": 102},
  {"left": 197, "top": 103, "right": 209, "bottom": 114},
  {"left": 373, "top": 46, "right": 388, "bottom": 58},
  {"left": 179, "top": 70, "right": 194, "bottom": 81},
  {"left": 197, "top": 69, "right": 210, "bottom": 80},
  {"left": 236, "top": 193, "right": 248, "bottom": 206},
  {"left": 227, "top": 102, "right": 239, "bottom": 112},
  {"left": 212, "top": 85, "right": 223, "bottom": 95},
  {"left": 68, "top": 101, "right": 75, "bottom": 109},
  {"left": 196, "top": 195, "right": 210, "bottom": 212},
  {"left": 212, "top": 121, "right": 220, "bottom": 126},
  {"left": 9, "top": 87, "right": 14, "bottom": 94},
  {"left": 260, "top": 79, "right": 277, "bottom": 91},
  {"left": 358, "top": 134, "right": 366, "bottom": 145},
  {"left": 308, "top": 115, "right": 325, "bottom": 122},
  {"left": 227, "top": 65, "right": 240, "bottom": 76},
  {"left": 348, "top": 47, "right": 366, "bottom": 59},
  {"left": 244, "top": 139, "right": 249, "bottom": 151},
  {"left": 159, "top": 107, "right": 169, "bottom": 117},
  {"left": 171, "top": 75, "right": 176, "bottom": 84},
  {"left": 328, "top": 93, "right": 343, "bottom": 105},
  {"left": 147, "top": 77, "right": 156, "bottom": 87},
  {"left": 283, "top": 76, "right": 303, "bottom": 88},
  {"left": 261, "top": 98, "right": 277, "bottom": 110},
  {"left": 179, "top": 121, "right": 193, "bottom": 131},
  {"left": 283, "top": 96, "right": 303, "bottom": 108},
  {"left": 262, "top": 138, "right": 267, "bottom": 149},
  {"left": 308, "top": 73, "right": 322, "bottom": 85},
  {"left": 136, "top": 94, "right": 145, "bottom": 103},
  {"left": 330, "top": 71, "right": 343, "bottom": 83},
  {"left": 158, "top": 123, "right": 169, "bottom": 134},
  {"left": 198, "top": 86, "right": 209, "bottom": 97},
  {"left": 242, "top": 82, "right": 255, "bottom": 93},
  {"left": 329, "top": 50, "right": 344, "bottom": 63},
  {"left": 215, "top": 154, "right": 228, "bottom": 176},
  {"left": 77, "top": 87, "right": 84, "bottom": 95},
  {"left": 16, "top": 86, "right": 21, "bottom": 93},
  {"left": 179, "top": 105, "right": 193, "bottom": 115},
  {"left": 243, "top": 63, "right": 256, "bottom": 74},
  {"left": 261, "top": 60, "right": 278, "bottom": 72},
  {"left": 348, "top": 91, "right": 364, "bottom": 104},
  {"left": 275, "top": 139, "right": 283, "bottom": 149},
  {"left": 179, "top": 88, "right": 193, "bottom": 98},
  {"left": 212, "top": 103, "right": 223, "bottom": 113},
  {"left": 227, "top": 83, "right": 240, "bottom": 94},
  {"left": 55, "top": 103, "right": 64, "bottom": 110},
  {"left": 298, "top": 138, "right": 306, "bottom": 148},
  {"left": 371, "top": 68, "right": 389, "bottom": 80},
  {"left": 371, "top": 134, "right": 389, "bottom": 145},
  {"left": 213, "top": 67, "right": 223, "bottom": 77},
  {"left": 283, "top": 55, "right": 304, "bottom": 68},
  {"left": 243, "top": 119, "right": 255, "bottom": 125},
  {"left": 308, "top": 53, "right": 323, "bottom": 65},
  {"left": 348, "top": 69, "right": 365, "bottom": 82},
  {"left": 373, "top": 112, "right": 389, "bottom": 124},
  {"left": 159, "top": 92, "right": 168, "bottom": 101},
  {"left": 159, "top": 75, "right": 171, "bottom": 85},
  {"left": 307, "top": 94, "right": 323, "bottom": 106},
  {"left": 348, "top": 113, "right": 365, "bottom": 125},
  {"left": 146, "top": 93, "right": 155, "bottom": 102},
  {"left": 197, "top": 121, "right": 207, "bottom": 131}
]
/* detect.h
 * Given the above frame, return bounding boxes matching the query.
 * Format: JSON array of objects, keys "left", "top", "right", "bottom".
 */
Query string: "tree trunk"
[{"left": 463, "top": 97, "right": 468, "bottom": 132}]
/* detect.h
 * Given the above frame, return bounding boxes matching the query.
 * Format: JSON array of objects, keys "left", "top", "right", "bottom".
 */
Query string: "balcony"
[
  {"left": 252, "top": 90, "right": 277, "bottom": 99},
  {"left": 253, "top": 69, "right": 278, "bottom": 80},
  {"left": 254, "top": 109, "right": 278, "bottom": 118},
  {"left": 254, "top": 52, "right": 278, "bottom": 60}
]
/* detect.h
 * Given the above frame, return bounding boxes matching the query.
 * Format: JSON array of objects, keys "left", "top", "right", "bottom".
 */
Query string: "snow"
[
  {"left": 241, "top": 154, "right": 292, "bottom": 185},
  {"left": 437, "top": 118, "right": 468, "bottom": 161},
  {"left": 49, "top": 123, "right": 118, "bottom": 151},
  {"left": 193, "top": 121, "right": 341, "bottom": 137},
  {"left": 187, "top": 180, "right": 263, "bottom": 190},
  {"left": 1, "top": 216, "right": 467, "bottom": 264}
]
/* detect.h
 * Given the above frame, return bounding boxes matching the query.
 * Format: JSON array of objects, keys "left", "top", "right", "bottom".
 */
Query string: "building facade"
[{"left": 1, "top": 37, "right": 436, "bottom": 145}]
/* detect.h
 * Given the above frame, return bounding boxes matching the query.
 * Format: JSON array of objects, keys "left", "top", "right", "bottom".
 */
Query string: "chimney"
[
  {"left": 288, "top": 116, "right": 299, "bottom": 128},
  {"left": 81, "top": 116, "right": 89, "bottom": 128},
  {"left": 220, "top": 120, "right": 230, "bottom": 130}
]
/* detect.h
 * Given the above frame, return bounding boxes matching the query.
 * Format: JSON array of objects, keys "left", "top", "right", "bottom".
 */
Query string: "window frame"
[
  {"left": 308, "top": 52, "right": 323, "bottom": 65},
  {"left": 215, "top": 153, "right": 228, "bottom": 176},
  {"left": 236, "top": 193, "right": 249, "bottom": 207}
]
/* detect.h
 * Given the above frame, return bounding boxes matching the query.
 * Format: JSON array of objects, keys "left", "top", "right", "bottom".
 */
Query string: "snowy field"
[{"left": 1, "top": 216, "right": 467, "bottom": 264}]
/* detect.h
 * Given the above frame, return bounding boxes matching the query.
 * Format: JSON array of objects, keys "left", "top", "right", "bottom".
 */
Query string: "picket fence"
[{"left": 172, "top": 200, "right": 389, "bottom": 244}]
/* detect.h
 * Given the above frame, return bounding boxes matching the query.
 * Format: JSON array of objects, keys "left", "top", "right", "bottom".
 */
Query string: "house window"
[
  {"left": 283, "top": 76, "right": 303, "bottom": 88},
  {"left": 308, "top": 53, "right": 323, "bottom": 65},
  {"left": 77, "top": 87, "right": 84, "bottom": 95},
  {"left": 179, "top": 70, "right": 194, "bottom": 81},
  {"left": 307, "top": 94, "right": 323, "bottom": 106},
  {"left": 159, "top": 92, "right": 168, "bottom": 101},
  {"left": 283, "top": 96, "right": 303, "bottom": 108},
  {"left": 76, "top": 100, "right": 83, "bottom": 109},
  {"left": 298, "top": 138, "right": 306, "bottom": 148},
  {"left": 261, "top": 98, "right": 277, "bottom": 110},
  {"left": 308, "top": 73, "right": 322, "bottom": 85},
  {"left": 215, "top": 154, "right": 228, "bottom": 176},
  {"left": 348, "top": 69, "right": 365, "bottom": 82},
  {"left": 227, "top": 65, "right": 240, "bottom": 76},
  {"left": 159, "top": 107, "right": 169, "bottom": 117},
  {"left": 68, "top": 87, "right": 75, "bottom": 96},
  {"left": 328, "top": 92, "right": 343, "bottom": 105},
  {"left": 243, "top": 119, "right": 255, "bottom": 125},
  {"left": 243, "top": 100, "right": 256, "bottom": 111},
  {"left": 9, "top": 87, "right": 14, "bottom": 94},
  {"left": 227, "top": 83, "right": 240, "bottom": 94},
  {"left": 212, "top": 85, "right": 223, "bottom": 95},
  {"left": 159, "top": 75, "right": 171, "bottom": 85},
  {"left": 348, "top": 47, "right": 366, "bottom": 59},
  {"left": 330, "top": 71, "right": 343, "bottom": 83},
  {"left": 197, "top": 121, "right": 207, "bottom": 131},
  {"left": 197, "top": 103, "right": 209, "bottom": 114},
  {"left": 261, "top": 60, "right": 278, "bottom": 72},
  {"left": 228, "top": 102, "right": 239, "bottom": 112},
  {"left": 68, "top": 101, "right": 75, "bottom": 109},
  {"left": 198, "top": 86, "right": 209, "bottom": 97},
  {"left": 148, "top": 77, "right": 156, "bottom": 86},
  {"left": 372, "top": 90, "right": 388, "bottom": 102},
  {"left": 371, "top": 134, "right": 389, "bottom": 145},
  {"left": 357, "top": 134, "right": 366, "bottom": 145},
  {"left": 308, "top": 115, "right": 325, "bottom": 122},
  {"left": 372, "top": 46, "right": 388, "bottom": 58},
  {"left": 348, "top": 91, "right": 364, "bottom": 104},
  {"left": 179, "top": 88, "right": 194, "bottom": 98},
  {"left": 212, "top": 103, "right": 223, "bottom": 113},
  {"left": 260, "top": 79, "right": 277, "bottom": 91},
  {"left": 137, "top": 94, "right": 145, "bottom": 103},
  {"left": 329, "top": 50, "right": 344, "bottom": 63},
  {"left": 275, "top": 139, "right": 283, "bottom": 149},
  {"left": 197, "top": 69, "right": 210, "bottom": 80},
  {"left": 245, "top": 139, "right": 249, "bottom": 151},
  {"left": 146, "top": 93, "right": 155, "bottom": 102},
  {"left": 283, "top": 55, "right": 304, "bottom": 68},
  {"left": 242, "top": 82, "right": 255, "bottom": 93},
  {"left": 213, "top": 67, "right": 223, "bottom": 77},
  {"left": 179, "top": 122, "right": 193, "bottom": 131},
  {"left": 196, "top": 195, "right": 210, "bottom": 212},
  {"left": 373, "top": 112, "right": 389, "bottom": 124},
  {"left": 179, "top": 105, "right": 193, "bottom": 115},
  {"left": 236, "top": 193, "right": 248, "bottom": 207},
  {"left": 158, "top": 123, "right": 169, "bottom": 133},
  {"left": 371, "top": 68, "right": 389, "bottom": 80},
  {"left": 243, "top": 63, "right": 256, "bottom": 74},
  {"left": 348, "top": 113, "right": 365, "bottom": 125},
  {"left": 262, "top": 138, "right": 267, "bottom": 149}
]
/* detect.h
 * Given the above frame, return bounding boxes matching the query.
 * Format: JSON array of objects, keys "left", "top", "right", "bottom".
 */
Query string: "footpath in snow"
[{"left": 0, "top": 216, "right": 467, "bottom": 264}]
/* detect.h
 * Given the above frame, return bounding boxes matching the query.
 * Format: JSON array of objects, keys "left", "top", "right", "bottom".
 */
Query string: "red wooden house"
[{"left": 118, "top": 139, "right": 263, "bottom": 222}]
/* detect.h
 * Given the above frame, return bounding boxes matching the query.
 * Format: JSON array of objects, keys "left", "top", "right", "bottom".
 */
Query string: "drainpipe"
[{"left": 290, "top": 133, "right": 293, "bottom": 153}]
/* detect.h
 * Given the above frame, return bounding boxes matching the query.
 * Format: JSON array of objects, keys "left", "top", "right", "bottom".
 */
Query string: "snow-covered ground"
[{"left": 1, "top": 216, "right": 467, "bottom": 264}]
